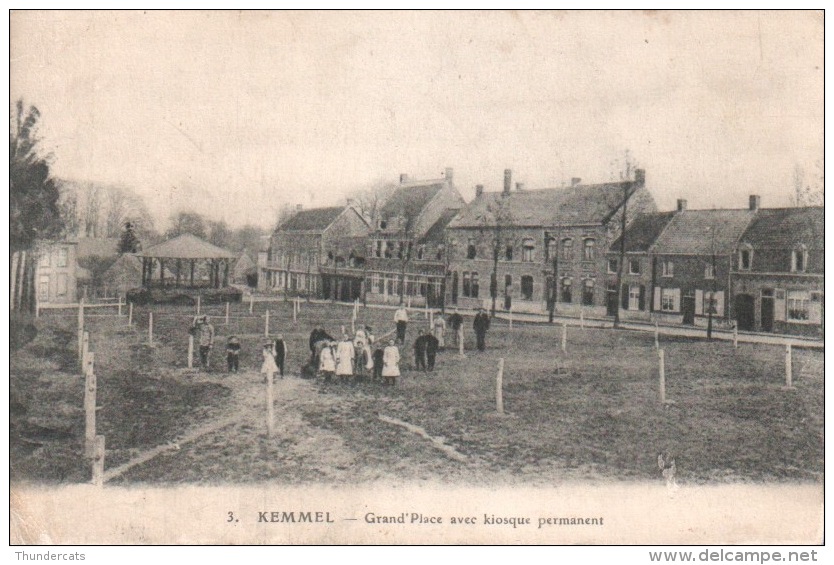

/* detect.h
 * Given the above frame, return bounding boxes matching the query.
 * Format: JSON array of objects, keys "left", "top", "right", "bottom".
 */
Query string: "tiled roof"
[
  {"left": 448, "top": 181, "right": 639, "bottom": 228},
  {"left": 739, "top": 207, "right": 824, "bottom": 250},
  {"left": 278, "top": 206, "right": 345, "bottom": 232},
  {"left": 138, "top": 234, "right": 236, "bottom": 259},
  {"left": 651, "top": 209, "right": 754, "bottom": 255},
  {"left": 418, "top": 208, "right": 461, "bottom": 245},
  {"left": 610, "top": 211, "right": 676, "bottom": 253},
  {"left": 380, "top": 182, "right": 445, "bottom": 221}
]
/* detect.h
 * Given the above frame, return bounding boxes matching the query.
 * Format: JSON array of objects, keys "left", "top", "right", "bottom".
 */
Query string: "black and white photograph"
[{"left": 9, "top": 10, "right": 824, "bottom": 547}]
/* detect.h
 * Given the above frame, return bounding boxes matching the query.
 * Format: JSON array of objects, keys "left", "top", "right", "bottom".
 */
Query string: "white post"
[
  {"left": 733, "top": 324, "right": 738, "bottom": 349},
  {"left": 458, "top": 328, "right": 465, "bottom": 357},
  {"left": 580, "top": 310, "right": 584, "bottom": 330},
  {"left": 496, "top": 358, "right": 505, "bottom": 415},
  {"left": 84, "top": 352, "right": 96, "bottom": 458},
  {"left": 561, "top": 321, "right": 567, "bottom": 353},
  {"left": 293, "top": 299, "right": 297, "bottom": 324},
  {"left": 128, "top": 302, "right": 133, "bottom": 326},
  {"left": 266, "top": 375, "right": 275, "bottom": 438},
  {"left": 508, "top": 306, "right": 513, "bottom": 330},
  {"left": 429, "top": 309, "right": 434, "bottom": 330},
  {"left": 118, "top": 295, "right": 123, "bottom": 317},
  {"left": 249, "top": 293, "right": 254, "bottom": 314},
  {"left": 225, "top": 301, "right": 230, "bottom": 325},
  {"left": 785, "top": 344, "right": 793, "bottom": 388},
  {"left": 77, "top": 298, "right": 85, "bottom": 367},
  {"left": 148, "top": 312, "right": 154, "bottom": 344},
  {"left": 654, "top": 321, "right": 660, "bottom": 350},
  {"left": 351, "top": 315, "right": 355, "bottom": 335},
  {"left": 658, "top": 349, "right": 666, "bottom": 404},
  {"left": 81, "top": 331, "right": 89, "bottom": 372},
  {"left": 92, "top": 435, "right": 105, "bottom": 487},
  {"left": 341, "top": 325, "right": 345, "bottom": 336},
  {"left": 188, "top": 335, "right": 194, "bottom": 369},
  {"left": 196, "top": 295, "right": 201, "bottom": 315},
  {"left": 264, "top": 309, "right": 270, "bottom": 337},
  {"left": 35, "top": 294, "right": 40, "bottom": 318},
  {"left": 425, "top": 300, "right": 429, "bottom": 319}
]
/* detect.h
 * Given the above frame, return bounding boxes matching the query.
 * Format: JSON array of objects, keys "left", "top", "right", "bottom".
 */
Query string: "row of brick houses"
[{"left": 258, "top": 168, "right": 823, "bottom": 337}]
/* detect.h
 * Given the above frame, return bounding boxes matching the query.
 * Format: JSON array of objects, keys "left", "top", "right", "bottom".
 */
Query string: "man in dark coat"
[
  {"left": 473, "top": 308, "right": 490, "bottom": 352},
  {"left": 448, "top": 308, "right": 464, "bottom": 346},
  {"left": 372, "top": 346, "right": 385, "bottom": 381},
  {"left": 308, "top": 326, "right": 333, "bottom": 365},
  {"left": 413, "top": 329, "right": 428, "bottom": 371},
  {"left": 274, "top": 334, "right": 288, "bottom": 377},
  {"left": 425, "top": 332, "right": 439, "bottom": 371}
]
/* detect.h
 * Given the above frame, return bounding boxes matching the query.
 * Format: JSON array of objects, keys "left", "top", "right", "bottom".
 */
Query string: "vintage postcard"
[{"left": 9, "top": 10, "right": 824, "bottom": 546}]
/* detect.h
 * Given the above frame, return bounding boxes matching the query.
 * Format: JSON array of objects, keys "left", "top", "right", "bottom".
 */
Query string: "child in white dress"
[{"left": 261, "top": 343, "right": 279, "bottom": 384}]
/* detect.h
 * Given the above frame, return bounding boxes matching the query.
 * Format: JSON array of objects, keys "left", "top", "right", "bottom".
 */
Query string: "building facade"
[
  {"left": 34, "top": 240, "right": 79, "bottom": 305},
  {"left": 446, "top": 169, "right": 657, "bottom": 315},
  {"left": 364, "top": 168, "right": 464, "bottom": 307}
]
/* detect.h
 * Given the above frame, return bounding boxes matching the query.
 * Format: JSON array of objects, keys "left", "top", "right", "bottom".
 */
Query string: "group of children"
[{"left": 313, "top": 325, "right": 401, "bottom": 386}]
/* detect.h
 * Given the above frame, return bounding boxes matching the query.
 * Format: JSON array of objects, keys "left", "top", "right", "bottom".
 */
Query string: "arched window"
[
  {"left": 561, "top": 238, "right": 574, "bottom": 260},
  {"left": 522, "top": 238, "right": 535, "bottom": 262},
  {"left": 505, "top": 244, "right": 514, "bottom": 261},
  {"left": 560, "top": 278, "right": 572, "bottom": 303},
  {"left": 582, "top": 279, "right": 594, "bottom": 305},
  {"left": 738, "top": 244, "right": 753, "bottom": 271},
  {"left": 467, "top": 239, "right": 477, "bottom": 260},
  {"left": 521, "top": 275, "right": 534, "bottom": 300},
  {"left": 583, "top": 238, "right": 596, "bottom": 260},
  {"left": 792, "top": 244, "right": 808, "bottom": 273}
]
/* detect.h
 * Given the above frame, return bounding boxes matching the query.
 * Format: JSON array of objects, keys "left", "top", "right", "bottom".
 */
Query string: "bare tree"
[
  {"left": 57, "top": 182, "right": 80, "bottom": 238},
  {"left": 105, "top": 187, "right": 128, "bottom": 237},
  {"left": 474, "top": 195, "right": 514, "bottom": 319},
  {"left": 346, "top": 178, "right": 397, "bottom": 227},
  {"left": 82, "top": 183, "right": 102, "bottom": 238}
]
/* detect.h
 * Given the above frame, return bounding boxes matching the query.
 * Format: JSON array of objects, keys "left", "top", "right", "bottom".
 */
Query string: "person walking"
[
  {"left": 473, "top": 308, "right": 490, "bottom": 352},
  {"left": 382, "top": 339, "right": 401, "bottom": 386},
  {"left": 448, "top": 308, "right": 464, "bottom": 347},
  {"left": 226, "top": 335, "right": 241, "bottom": 373},
  {"left": 413, "top": 329, "right": 428, "bottom": 371},
  {"left": 273, "top": 334, "right": 288, "bottom": 378},
  {"left": 335, "top": 334, "right": 355, "bottom": 385},
  {"left": 394, "top": 305, "right": 409, "bottom": 344},
  {"left": 425, "top": 331, "right": 440, "bottom": 371}
]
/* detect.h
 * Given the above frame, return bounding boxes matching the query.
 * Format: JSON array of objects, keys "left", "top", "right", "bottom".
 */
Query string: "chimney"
[
  {"left": 634, "top": 168, "right": 646, "bottom": 186},
  {"left": 515, "top": 182, "right": 525, "bottom": 192},
  {"left": 676, "top": 199, "right": 687, "bottom": 212},
  {"left": 571, "top": 177, "right": 582, "bottom": 187},
  {"left": 503, "top": 169, "right": 512, "bottom": 194},
  {"left": 749, "top": 194, "right": 761, "bottom": 211},
  {"left": 444, "top": 167, "right": 454, "bottom": 183},
  {"left": 475, "top": 184, "right": 484, "bottom": 198},
  {"left": 296, "top": 204, "right": 303, "bottom": 212},
  {"left": 400, "top": 173, "right": 409, "bottom": 184},
  {"left": 346, "top": 198, "right": 356, "bottom": 207}
]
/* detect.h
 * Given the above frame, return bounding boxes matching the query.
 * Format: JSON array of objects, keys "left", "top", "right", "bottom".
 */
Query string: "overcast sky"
[{"left": 10, "top": 10, "right": 823, "bottom": 230}]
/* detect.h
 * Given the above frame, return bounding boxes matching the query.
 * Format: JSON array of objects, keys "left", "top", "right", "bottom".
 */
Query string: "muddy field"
[{"left": 11, "top": 300, "right": 824, "bottom": 486}]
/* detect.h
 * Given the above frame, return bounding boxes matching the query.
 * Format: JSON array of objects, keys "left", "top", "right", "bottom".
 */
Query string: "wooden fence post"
[
  {"left": 785, "top": 344, "right": 793, "bottom": 388},
  {"left": 118, "top": 295, "right": 123, "bottom": 317},
  {"left": 580, "top": 310, "right": 584, "bottom": 330},
  {"left": 458, "top": 328, "right": 465, "bottom": 357},
  {"left": 496, "top": 358, "right": 505, "bottom": 415},
  {"left": 293, "top": 299, "right": 297, "bottom": 324},
  {"left": 654, "top": 321, "right": 660, "bottom": 350},
  {"left": 733, "top": 324, "right": 738, "bottom": 349},
  {"left": 77, "top": 299, "right": 85, "bottom": 367},
  {"left": 84, "top": 352, "right": 96, "bottom": 458},
  {"left": 508, "top": 306, "right": 513, "bottom": 330},
  {"left": 225, "top": 301, "right": 230, "bottom": 325},
  {"left": 196, "top": 295, "right": 201, "bottom": 316},
  {"left": 249, "top": 294, "right": 254, "bottom": 314},
  {"left": 92, "top": 435, "right": 105, "bottom": 486},
  {"left": 561, "top": 321, "right": 567, "bottom": 353},
  {"left": 658, "top": 349, "right": 666, "bottom": 404},
  {"left": 128, "top": 302, "right": 133, "bottom": 326},
  {"left": 148, "top": 312, "right": 154, "bottom": 344},
  {"left": 429, "top": 309, "right": 434, "bottom": 330},
  {"left": 266, "top": 376, "right": 275, "bottom": 438},
  {"left": 264, "top": 309, "right": 270, "bottom": 337},
  {"left": 188, "top": 335, "right": 194, "bottom": 369}
]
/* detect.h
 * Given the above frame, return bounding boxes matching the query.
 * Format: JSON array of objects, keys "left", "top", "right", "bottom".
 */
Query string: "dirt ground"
[{"left": 11, "top": 300, "right": 824, "bottom": 486}]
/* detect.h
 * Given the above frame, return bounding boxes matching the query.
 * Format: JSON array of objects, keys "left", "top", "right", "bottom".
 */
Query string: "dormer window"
[
  {"left": 467, "top": 239, "right": 476, "bottom": 260},
  {"left": 379, "top": 220, "right": 388, "bottom": 230},
  {"left": 738, "top": 244, "right": 753, "bottom": 271},
  {"left": 792, "top": 244, "right": 807, "bottom": 273}
]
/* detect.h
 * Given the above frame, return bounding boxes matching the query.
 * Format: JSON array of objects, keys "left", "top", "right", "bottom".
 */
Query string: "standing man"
[
  {"left": 473, "top": 308, "right": 490, "bottom": 352},
  {"left": 192, "top": 315, "right": 215, "bottom": 369},
  {"left": 448, "top": 308, "right": 464, "bottom": 348},
  {"left": 273, "top": 334, "right": 288, "bottom": 378},
  {"left": 425, "top": 331, "right": 440, "bottom": 372},
  {"left": 394, "top": 305, "right": 409, "bottom": 344},
  {"left": 413, "top": 329, "right": 428, "bottom": 372}
]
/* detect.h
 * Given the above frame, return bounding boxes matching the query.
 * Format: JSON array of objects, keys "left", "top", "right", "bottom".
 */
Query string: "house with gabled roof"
[
  {"left": 731, "top": 205, "right": 823, "bottom": 337},
  {"left": 445, "top": 168, "right": 656, "bottom": 316},
  {"left": 647, "top": 197, "right": 758, "bottom": 328},
  {"left": 260, "top": 204, "right": 371, "bottom": 301},
  {"left": 364, "top": 168, "right": 464, "bottom": 306}
]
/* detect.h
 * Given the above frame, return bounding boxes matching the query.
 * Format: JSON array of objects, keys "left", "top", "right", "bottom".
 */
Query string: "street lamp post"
[{"left": 707, "top": 226, "right": 717, "bottom": 341}]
